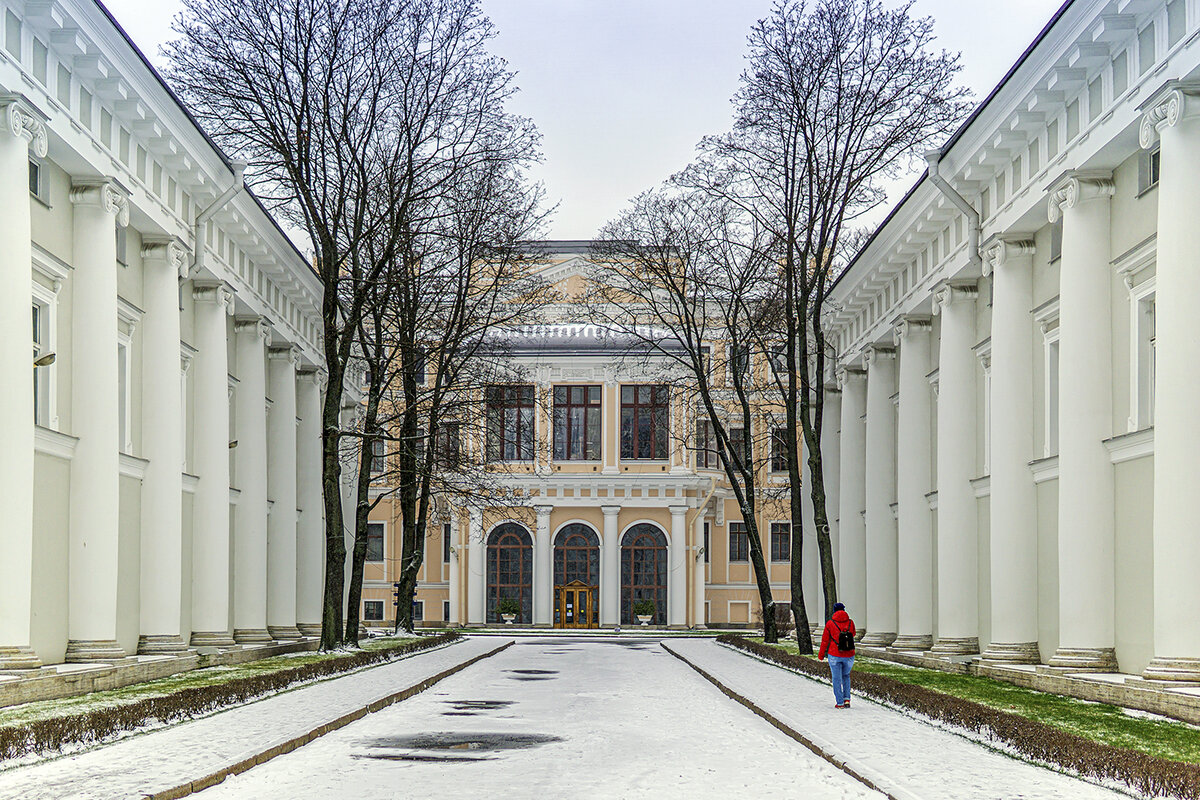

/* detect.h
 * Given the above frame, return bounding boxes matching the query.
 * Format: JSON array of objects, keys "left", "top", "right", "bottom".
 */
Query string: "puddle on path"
[
  {"left": 359, "top": 732, "right": 564, "bottom": 763},
  {"left": 507, "top": 669, "right": 557, "bottom": 675},
  {"left": 445, "top": 700, "right": 515, "bottom": 710}
]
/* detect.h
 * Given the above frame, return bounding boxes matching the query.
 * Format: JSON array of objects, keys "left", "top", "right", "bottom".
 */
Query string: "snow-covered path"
[
  {"left": 194, "top": 635, "right": 883, "bottom": 799},
  {"left": 0, "top": 637, "right": 504, "bottom": 800},
  {"left": 666, "top": 639, "right": 1133, "bottom": 800}
]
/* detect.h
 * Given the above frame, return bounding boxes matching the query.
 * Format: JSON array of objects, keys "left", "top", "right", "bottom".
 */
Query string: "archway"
[
  {"left": 554, "top": 523, "right": 600, "bottom": 628},
  {"left": 621, "top": 523, "right": 668, "bottom": 625},
  {"left": 486, "top": 522, "right": 532, "bottom": 624}
]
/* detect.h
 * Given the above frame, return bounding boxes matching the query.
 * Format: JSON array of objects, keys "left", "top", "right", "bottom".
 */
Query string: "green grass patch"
[{"left": 749, "top": 636, "right": 1200, "bottom": 764}]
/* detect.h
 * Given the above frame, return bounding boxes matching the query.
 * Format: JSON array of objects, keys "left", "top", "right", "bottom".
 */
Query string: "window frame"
[
  {"left": 366, "top": 521, "right": 386, "bottom": 563},
  {"left": 620, "top": 384, "right": 670, "bottom": 460},
  {"left": 770, "top": 427, "right": 789, "bottom": 473},
  {"left": 411, "top": 599, "right": 424, "bottom": 622},
  {"left": 486, "top": 384, "right": 536, "bottom": 462},
  {"left": 443, "top": 521, "right": 452, "bottom": 563},
  {"left": 770, "top": 522, "right": 791, "bottom": 562},
  {"left": 728, "top": 521, "right": 750, "bottom": 563},
  {"left": 363, "top": 599, "right": 384, "bottom": 621},
  {"left": 553, "top": 384, "right": 603, "bottom": 461},
  {"left": 695, "top": 419, "right": 719, "bottom": 469}
]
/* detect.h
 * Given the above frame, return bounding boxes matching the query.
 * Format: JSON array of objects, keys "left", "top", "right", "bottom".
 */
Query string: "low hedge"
[
  {"left": 718, "top": 634, "right": 1200, "bottom": 800},
  {"left": 0, "top": 632, "right": 461, "bottom": 762}
]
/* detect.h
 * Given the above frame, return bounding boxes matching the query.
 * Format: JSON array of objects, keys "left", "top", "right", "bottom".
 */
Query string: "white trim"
[
  {"left": 116, "top": 297, "right": 143, "bottom": 339},
  {"left": 1104, "top": 427, "right": 1154, "bottom": 464},
  {"left": 618, "top": 518, "right": 668, "bottom": 547},
  {"left": 974, "top": 337, "right": 993, "bottom": 473},
  {"left": 1029, "top": 455, "right": 1060, "bottom": 484},
  {"left": 551, "top": 518, "right": 601, "bottom": 545},
  {"left": 119, "top": 452, "right": 149, "bottom": 480},
  {"left": 34, "top": 425, "right": 77, "bottom": 460},
  {"left": 229, "top": 486, "right": 241, "bottom": 505},
  {"left": 970, "top": 475, "right": 991, "bottom": 499},
  {"left": 182, "top": 472, "right": 199, "bottom": 493},
  {"left": 925, "top": 490, "right": 938, "bottom": 510},
  {"left": 31, "top": 243, "right": 71, "bottom": 289},
  {"left": 1125, "top": 274, "right": 1156, "bottom": 433},
  {"left": 727, "top": 600, "right": 752, "bottom": 625},
  {"left": 1035, "top": 297, "right": 1061, "bottom": 459},
  {"left": 31, "top": 281, "right": 59, "bottom": 430}
]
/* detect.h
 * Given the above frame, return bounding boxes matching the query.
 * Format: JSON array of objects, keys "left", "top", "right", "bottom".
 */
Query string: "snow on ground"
[
  {"left": 666, "top": 639, "right": 1135, "bottom": 800},
  {"left": 0, "top": 637, "right": 498, "bottom": 800},
  {"left": 195, "top": 635, "right": 883, "bottom": 800}
]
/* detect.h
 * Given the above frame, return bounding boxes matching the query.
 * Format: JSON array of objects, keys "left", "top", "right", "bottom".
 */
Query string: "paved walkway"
[
  {"left": 665, "top": 639, "right": 1131, "bottom": 800},
  {"left": 0, "top": 637, "right": 505, "bottom": 800}
]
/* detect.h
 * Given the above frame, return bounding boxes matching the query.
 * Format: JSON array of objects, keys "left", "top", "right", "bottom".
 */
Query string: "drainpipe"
[
  {"left": 191, "top": 161, "right": 247, "bottom": 275},
  {"left": 925, "top": 150, "right": 982, "bottom": 273}
]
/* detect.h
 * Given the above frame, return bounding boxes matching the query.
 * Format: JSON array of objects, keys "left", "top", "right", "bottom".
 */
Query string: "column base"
[
  {"left": 891, "top": 634, "right": 934, "bottom": 651},
  {"left": 980, "top": 641, "right": 1041, "bottom": 665},
  {"left": 190, "top": 630, "right": 237, "bottom": 648},
  {"left": 0, "top": 646, "right": 43, "bottom": 669},
  {"left": 930, "top": 636, "right": 979, "bottom": 656},
  {"left": 860, "top": 631, "right": 897, "bottom": 647},
  {"left": 296, "top": 623, "right": 322, "bottom": 637},
  {"left": 267, "top": 625, "right": 303, "bottom": 641},
  {"left": 1047, "top": 646, "right": 1117, "bottom": 672},
  {"left": 136, "top": 634, "right": 188, "bottom": 655},
  {"left": 1142, "top": 656, "right": 1200, "bottom": 682},
  {"left": 233, "top": 628, "right": 274, "bottom": 644},
  {"left": 64, "top": 639, "right": 126, "bottom": 663}
]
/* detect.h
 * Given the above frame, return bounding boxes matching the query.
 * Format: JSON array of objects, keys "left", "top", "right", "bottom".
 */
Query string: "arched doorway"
[
  {"left": 621, "top": 523, "right": 667, "bottom": 625},
  {"left": 486, "top": 523, "right": 532, "bottom": 624},
  {"left": 554, "top": 523, "right": 599, "bottom": 628}
]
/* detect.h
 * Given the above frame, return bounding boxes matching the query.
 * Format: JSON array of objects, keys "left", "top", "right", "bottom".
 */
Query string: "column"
[
  {"left": 862, "top": 345, "right": 898, "bottom": 646},
  {"left": 836, "top": 367, "right": 867, "bottom": 629},
  {"left": 931, "top": 281, "right": 980, "bottom": 656},
  {"left": 820, "top": 387, "right": 842, "bottom": 617},
  {"left": 600, "top": 505, "right": 620, "bottom": 625},
  {"left": 534, "top": 505, "right": 552, "bottom": 626},
  {"left": 295, "top": 369, "right": 324, "bottom": 636},
  {"left": 0, "top": 97, "right": 46, "bottom": 668},
  {"left": 447, "top": 510, "right": 461, "bottom": 626},
  {"left": 137, "top": 238, "right": 189, "bottom": 654},
  {"left": 800, "top": 432, "right": 820, "bottom": 625},
  {"left": 668, "top": 506, "right": 688, "bottom": 627},
  {"left": 467, "top": 508, "right": 484, "bottom": 624},
  {"left": 190, "top": 284, "right": 236, "bottom": 647},
  {"left": 692, "top": 514, "right": 706, "bottom": 627},
  {"left": 266, "top": 345, "right": 301, "bottom": 640},
  {"left": 981, "top": 240, "right": 1041, "bottom": 664},
  {"left": 232, "top": 317, "right": 272, "bottom": 643},
  {"left": 65, "top": 179, "right": 129, "bottom": 662},
  {"left": 1046, "top": 172, "right": 1117, "bottom": 671},
  {"left": 1142, "top": 88, "right": 1200, "bottom": 679},
  {"left": 339, "top": 403, "right": 361, "bottom": 617},
  {"left": 893, "top": 317, "right": 934, "bottom": 650}
]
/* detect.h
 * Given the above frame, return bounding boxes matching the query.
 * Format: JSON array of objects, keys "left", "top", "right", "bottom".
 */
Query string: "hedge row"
[
  {"left": 718, "top": 634, "right": 1200, "bottom": 800},
  {"left": 0, "top": 632, "right": 461, "bottom": 762}
]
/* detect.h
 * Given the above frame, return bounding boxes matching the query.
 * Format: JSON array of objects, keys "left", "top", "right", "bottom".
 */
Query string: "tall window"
[
  {"left": 770, "top": 522, "right": 791, "bottom": 562},
  {"left": 620, "top": 385, "right": 669, "bottom": 459},
  {"left": 443, "top": 522, "right": 452, "bottom": 563},
  {"left": 771, "top": 428, "right": 788, "bottom": 473},
  {"left": 553, "top": 385, "right": 602, "bottom": 460},
  {"left": 369, "top": 432, "right": 386, "bottom": 475},
  {"left": 703, "top": 522, "right": 710, "bottom": 563},
  {"left": 486, "top": 523, "right": 532, "bottom": 623},
  {"left": 486, "top": 385, "right": 535, "bottom": 462},
  {"left": 366, "top": 522, "right": 385, "bottom": 562},
  {"left": 695, "top": 419, "right": 719, "bottom": 468},
  {"left": 729, "top": 343, "right": 750, "bottom": 382},
  {"left": 621, "top": 523, "right": 667, "bottom": 625},
  {"left": 727, "top": 426, "right": 748, "bottom": 468},
  {"left": 729, "top": 522, "right": 749, "bottom": 562},
  {"left": 32, "top": 303, "right": 47, "bottom": 425},
  {"left": 435, "top": 422, "right": 460, "bottom": 469}
]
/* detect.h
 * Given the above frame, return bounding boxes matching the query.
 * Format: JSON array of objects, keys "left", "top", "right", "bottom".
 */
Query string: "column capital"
[
  {"left": 234, "top": 315, "right": 271, "bottom": 344},
  {"left": 534, "top": 504, "right": 553, "bottom": 520},
  {"left": 1138, "top": 80, "right": 1200, "bottom": 149},
  {"left": 1047, "top": 171, "right": 1114, "bottom": 224},
  {"left": 268, "top": 343, "right": 300, "bottom": 367},
  {"left": 932, "top": 281, "right": 978, "bottom": 315},
  {"left": 669, "top": 504, "right": 688, "bottom": 518},
  {"left": 142, "top": 236, "right": 190, "bottom": 279},
  {"left": 982, "top": 237, "right": 1035, "bottom": 276},
  {"left": 892, "top": 315, "right": 932, "bottom": 345},
  {"left": 835, "top": 365, "right": 866, "bottom": 389},
  {"left": 70, "top": 178, "right": 130, "bottom": 227},
  {"left": 297, "top": 367, "right": 327, "bottom": 391},
  {"left": 0, "top": 94, "right": 47, "bottom": 157},
  {"left": 600, "top": 504, "right": 621, "bottom": 518},
  {"left": 193, "top": 282, "right": 235, "bottom": 315},
  {"left": 863, "top": 345, "right": 896, "bottom": 368}
]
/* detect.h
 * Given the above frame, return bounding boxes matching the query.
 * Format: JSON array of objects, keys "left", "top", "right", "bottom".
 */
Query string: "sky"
[{"left": 101, "top": 0, "right": 1067, "bottom": 240}]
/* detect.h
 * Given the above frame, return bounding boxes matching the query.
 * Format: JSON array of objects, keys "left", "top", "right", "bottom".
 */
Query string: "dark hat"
[{"left": 833, "top": 602, "right": 846, "bottom": 612}]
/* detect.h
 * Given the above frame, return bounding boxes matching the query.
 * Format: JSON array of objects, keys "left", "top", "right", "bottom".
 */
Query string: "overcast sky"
[{"left": 101, "top": 0, "right": 1065, "bottom": 240}]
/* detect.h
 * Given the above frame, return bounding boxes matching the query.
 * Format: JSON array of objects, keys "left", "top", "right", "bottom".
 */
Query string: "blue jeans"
[{"left": 827, "top": 655, "right": 854, "bottom": 705}]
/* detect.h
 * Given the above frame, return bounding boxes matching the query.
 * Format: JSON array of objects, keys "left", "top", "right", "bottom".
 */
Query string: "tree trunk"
[{"left": 319, "top": 377, "right": 346, "bottom": 651}]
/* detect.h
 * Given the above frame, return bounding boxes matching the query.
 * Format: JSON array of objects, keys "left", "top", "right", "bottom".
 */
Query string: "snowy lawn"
[{"left": 749, "top": 636, "right": 1200, "bottom": 764}]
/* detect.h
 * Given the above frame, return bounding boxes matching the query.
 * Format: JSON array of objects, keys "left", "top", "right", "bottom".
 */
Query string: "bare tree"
[{"left": 680, "top": 0, "right": 969, "bottom": 650}]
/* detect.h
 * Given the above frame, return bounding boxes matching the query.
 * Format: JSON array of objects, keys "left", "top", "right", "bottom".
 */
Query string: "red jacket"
[{"left": 818, "top": 610, "right": 856, "bottom": 659}]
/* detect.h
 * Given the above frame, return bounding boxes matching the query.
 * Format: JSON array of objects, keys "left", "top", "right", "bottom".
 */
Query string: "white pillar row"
[
  {"left": 600, "top": 505, "right": 620, "bottom": 626},
  {"left": 893, "top": 316, "right": 935, "bottom": 651},
  {"left": 189, "top": 284, "right": 236, "bottom": 647},
  {"left": 0, "top": 97, "right": 46, "bottom": 669},
  {"left": 692, "top": 514, "right": 706, "bottom": 628},
  {"left": 534, "top": 505, "right": 552, "bottom": 626},
  {"left": 668, "top": 505, "right": 687, "bottom": 627},
  {"left": 295, "top": 369, "right": 324, "bottom": 637},
  {"left": 836, "top": 367, "right": 867, "bottom": 629},
  {"left": 862, "top": 345, "right": 898, "bottom": 646},
  {"left": 266, "top": 345, "right": 301, "bottom": 640},
  {"left": 1046, "top": 173, "right": 1118, "bottom": 671},
  {"left": 137, "top": 238, "right": 189, "bottom": 655},
  {"left": 800, "top": 431, "right": 820, "bottom": 626},
  {"left": 232, "top": 316, "right": 272, "bottom": 643},
  {"left": 980, "top": 239, "right": 1041, "bottom": 664},
  {"left": 447, "top": 510, "right": 461, "bottom": 626},
  {"left": 1141, "top": 86, "right": 1200, "bottom": 680},
  {"left": 820, "top": 387, "right": 842, "bottom": 618},
  {"left": 931, "top": 281, "right": 980, "bottom": 657},
  {"left": 467, "top": 507, "right": 484, "bottom": 625},
  {"left": 65, "top": 178, "right": 129, "bottom": 663}
]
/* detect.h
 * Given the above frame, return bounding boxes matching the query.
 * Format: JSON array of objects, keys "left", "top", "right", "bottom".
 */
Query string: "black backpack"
[{"left": 834, "top": 622, "right": 855, "bottom": 652}]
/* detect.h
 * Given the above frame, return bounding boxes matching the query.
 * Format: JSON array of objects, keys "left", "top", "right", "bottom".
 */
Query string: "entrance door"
[{"left": 555, "top": 580, "right": 598, "bottom": 629}]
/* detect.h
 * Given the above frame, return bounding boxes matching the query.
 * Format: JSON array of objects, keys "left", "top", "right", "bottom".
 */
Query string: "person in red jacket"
[{"left": 817, "top": 602, "right": 856, "bottom": 708}]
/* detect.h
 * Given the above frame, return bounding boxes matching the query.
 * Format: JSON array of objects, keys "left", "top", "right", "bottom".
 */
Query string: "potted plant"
[
  {"left": 496, "top": 597, "right": 521, "bottom": 624},
  {"left": 633, "top": 599, "right": 656, "bottom": 626}
]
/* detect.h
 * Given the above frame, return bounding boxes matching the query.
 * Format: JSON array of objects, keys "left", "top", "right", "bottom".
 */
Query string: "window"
[
  {"left": 32, "top": 302, "right": 47, "bottom": 424},
  {"left": 699, "top": 345, "right": 711, "bottom": 376},
  {"left": 771, "top": 428, "right": 789, "bottom": 473},
  {"left": 1139, "top": 23, "right": 1156, "bottom": 75},
  {"left": 117, "top": 341, "right": 131, "bottom": 453},
  {"left": 369, "top": 432, "right": 386, "bottom": 475},
  {"left": 363, "top": 600, "right": 384, "bottom": 621},
  {"left": 729, "top": 522, "right": 749, "bottom": 562},
  {"left": 486, "top": 523, "right": 532, "bottom": 624},
  {"left": 695, "top": 419, "right": 719, "bottom": 468},
  {"left": 435, "top": 422, "right": 460, "bottom": 469},
  {"left": 1049, "top": 218, "right": 1063, "bottom": 263},
  {"left": 1113, "top": 51, "right": 1129, "bottom": 98},
  {"left": 726, "top": 426, "right": 748, "bottom": 468},
  {"left": 1043, "top": 332, "right": 1060, "bottom": 458},
  {"left": 366, "top": 522, "right": 385, "bottom": 562},
  {"left": 770, "top": 522, "right": 791, "bottom": 562},
  {"left": 443, "top": 522, "right": 452, "bottom": 563},
  {"left": 412, "top": 600, "right": 424, "bottom": 621},
  {"left": 32, "top": 37, "right": 46, "bottom": 85},
  {"left": 729, "top": 342, "right": 750, "bottom": 383},
  {"left": 413, "top": 347, "right": 426, "bottom": 385},
  {"left": 1129, "top": 281, "right": 1157, "bottom": 431},
  {"left": 28, "top": 159, "right": 40, "bottom": 198},
  {"left": 443, "top": 600, "right": 451, "bottom": 622},
  {"left": 486, "top": 384, "right": 535, "bottom": 461},
  {"left": 553, "top": 385, "right": 602, "bottom": 460},
  {"left": 620, "top": 384, "right": 669, "bottom": 459},
  {"left": 1139, "top": 148, "right": 1160, "bottom": 196},
  {"left": 115, "top": 224, "right": 128, "bottom": 266},
  {"left": 703, "top": 522, "right": 710, "bottom": 563}
]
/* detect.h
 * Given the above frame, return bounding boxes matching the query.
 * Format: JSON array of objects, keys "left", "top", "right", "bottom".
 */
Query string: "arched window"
[
  {"left": 621, "top": 523, "right": 667, "bottom": 625},
  {"left": 486, "top": 523, "right": 532, "bottom": 624},
  {"left": 554, "top": 523, "right": 600, "bottom": 627}
]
